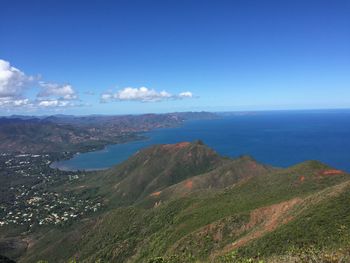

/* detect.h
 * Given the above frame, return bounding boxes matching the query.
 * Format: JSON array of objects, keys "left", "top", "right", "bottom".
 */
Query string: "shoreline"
[
  {"left": 49, "top": 118, "right": 209, "bottom": 172},
  {"left": 50, "top": 133, "right": 151, "bottom": 172}
]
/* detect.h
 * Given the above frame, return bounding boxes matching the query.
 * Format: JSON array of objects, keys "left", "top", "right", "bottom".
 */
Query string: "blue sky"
[{"left": 1, "top": 0, "right": 349, "bottom": 115}]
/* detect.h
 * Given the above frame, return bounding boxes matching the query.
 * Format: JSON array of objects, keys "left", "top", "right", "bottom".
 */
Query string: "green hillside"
[
  {"left": 69, "top": 140, "right": 224, "bottom": 207},
  {"left": 7, "top": 142, "right": 350, "bottom": 263}
]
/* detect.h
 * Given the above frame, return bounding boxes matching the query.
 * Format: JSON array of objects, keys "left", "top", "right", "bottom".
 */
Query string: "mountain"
[
  {"left": 0, "top": 118, "right": 139, "bottom": 154},
  {"left": 0, "top": 112, "right": 217, "bottom": 154},
  {"left": 43, "top": 111, "right": 217, "bottom": 127},
  {"left": 3, "top": 142, "right": 350, "bottom": 263},
  {"left": 76, "top": 140, "right": 224, "bottom": 207},
  {"left": 106, "top": 141, "right": 223, "bottom": 204},
  {"left": 139, "top": 154, "right": 275, "bottom": 208}
]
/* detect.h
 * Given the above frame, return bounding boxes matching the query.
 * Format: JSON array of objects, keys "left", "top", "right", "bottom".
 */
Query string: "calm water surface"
[{"left": 52, "top": 111, "right": 350, "bottom": 172}]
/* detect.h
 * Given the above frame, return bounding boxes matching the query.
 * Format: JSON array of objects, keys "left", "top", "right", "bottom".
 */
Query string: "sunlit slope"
[
  {"left": 80, "top": 141, "right": 224, "bottom": 207},
  {"left": 21, "top": 143, "right": 350, "bottom": 263},
  {"left": 139, "top": 155, "right": 274, "bottom": 208}
]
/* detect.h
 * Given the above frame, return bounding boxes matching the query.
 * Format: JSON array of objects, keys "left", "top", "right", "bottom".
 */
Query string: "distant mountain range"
[
  {"left": 0, "top": 112, "right": 217, "bottom": 154},
  {"left": 5, "top": 141, "right": 350, "bottom": 262}
]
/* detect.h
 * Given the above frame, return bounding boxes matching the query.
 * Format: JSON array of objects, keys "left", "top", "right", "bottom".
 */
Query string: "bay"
[{"left": 52, "top": 110, "right": 350, "bottom": 172}]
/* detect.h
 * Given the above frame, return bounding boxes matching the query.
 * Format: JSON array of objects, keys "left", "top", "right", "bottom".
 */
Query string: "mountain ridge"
[
  {"left": 0, "top": 112, "right": 217, "bottom": 153},
  {"left": 2, "top": 141, "right": 350, "bottom": 263}
]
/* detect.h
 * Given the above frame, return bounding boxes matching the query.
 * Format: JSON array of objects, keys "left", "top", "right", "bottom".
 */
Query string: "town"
[{"left": 0, "top": 152, "right": 102, "bottom": 230}]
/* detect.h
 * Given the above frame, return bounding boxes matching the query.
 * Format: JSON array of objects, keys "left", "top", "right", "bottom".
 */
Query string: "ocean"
[{"left": 52, "top": 110, "right": 350, "bottom": 172}]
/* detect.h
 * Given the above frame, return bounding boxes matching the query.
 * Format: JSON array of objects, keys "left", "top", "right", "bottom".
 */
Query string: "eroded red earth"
[
  {"left": 321, "top": 169, "right": 343, "bottom": 176},
  {"left": 162, "top": 142, "right": 191, "bottom": 150}
]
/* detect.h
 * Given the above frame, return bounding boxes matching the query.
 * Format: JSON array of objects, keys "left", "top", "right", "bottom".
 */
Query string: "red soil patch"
[
  {"left": 215, "top": 198, "right": 302, "bottom": 257},
  {"left": 321, "top": 169, "right": 343, "bottom": 176},
  {"left": 185, "top": 180, "right": 193, "bottom": 190},
  {"left": 150, "top": 191, "right": 162, "bottom": 197},
  {"left": 162, "top": 142, "right": 191, "bottom": 150},
  {"left": 249, "top": 161, "right": 258, "bottom": 170},
  {"left": 299, "top": 176, "right": 305, "bottom": 182},
  {"left": 176, "top": 142, "right": 191, "bottom": 148}
]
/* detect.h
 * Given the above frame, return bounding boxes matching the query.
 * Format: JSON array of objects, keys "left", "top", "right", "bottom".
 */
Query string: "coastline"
[
  {"left": 49, "top": 132, "right": 150, "bottom": 172},
  {"left": 49, "top": 118, "right": 210, "bottom": 172},
  {"left": 48, "top": 112, "right": 350, "bottom": 173}
]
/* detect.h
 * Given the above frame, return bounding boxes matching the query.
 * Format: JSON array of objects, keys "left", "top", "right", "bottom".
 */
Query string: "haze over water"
[{"left": 53, "top": 110, "right": 350, "bottom": 172}]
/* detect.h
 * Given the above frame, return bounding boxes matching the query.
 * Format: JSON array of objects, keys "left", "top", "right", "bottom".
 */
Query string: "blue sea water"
[{"left": 52, "top": 110, "right": 350, "bottom": 172}]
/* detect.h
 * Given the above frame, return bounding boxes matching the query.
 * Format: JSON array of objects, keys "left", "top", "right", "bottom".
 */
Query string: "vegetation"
[
  {"left": 0, "top": 112, "right": 217, "bottom": 154},
  {"left": 1, "top": 141, "right": 350, "bottom": 262}
]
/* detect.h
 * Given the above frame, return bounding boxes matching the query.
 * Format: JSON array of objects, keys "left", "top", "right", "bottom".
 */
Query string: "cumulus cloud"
[
  {"left": 0, "top": 59, "right": 80, "bottom": 110},
  {"left": 37, "top": 99, "right": 75, "bottom": 108},
  {"left": 179, "top": 91, "right": 193, "bottom": 98},
  {"left": 0, "top": 59, "right": 34, "bottom": 98},
  {"left": 38, "top": 82, "right": 78, "bottom": 100},
  {"left": 100, "top": 93, "right": 113, "bottom": 102},
  {"left": 101, "top": 87, "right": 194, "bottom": 103},
  {"left": 0, "top": 58, "right": 197, "bottom": 111},
  {"left": 0, "top": 97, "right": 32, "bottom": 107}
]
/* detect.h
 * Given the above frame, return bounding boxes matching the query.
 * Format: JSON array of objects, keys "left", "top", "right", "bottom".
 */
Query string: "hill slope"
[
  {"left": 0, "top": 112, "right": 217, "bottom": 153},
  {"left": 0, "top": 118, "right": 139, "bottom": 153},
  {"left": 8, "top": 142, "right": 350, "bottom": 263},
  {"left": 80, "top": 141, "right": 225, "bottom": 207}
]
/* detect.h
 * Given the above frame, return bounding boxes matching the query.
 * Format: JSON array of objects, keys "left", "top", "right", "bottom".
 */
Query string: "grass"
[
  {"left": 237, "top": 184, "right": 350, "bottom": 259},
  {"left": 13, "top": 144, "right": 350, "bottom": 263}
]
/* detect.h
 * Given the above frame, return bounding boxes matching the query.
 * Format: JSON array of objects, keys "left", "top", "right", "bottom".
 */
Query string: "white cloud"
[
  {"left": 0, "top": 59, "right": 80, "bottom": 110},
  {"left": 38, "top": 82, "right": 78, "bottom": 100},
  {"left": 0, "top": 59, "right": 34, "bottom": 98},
  {"left": 114, "top": 87, "right": 171, "bottom": 102},
  {"left": 101, "top": 87, "right": 194, "bottom": 103},
  {"left": 12, "top": 98, "right": 31, "bottom": 106},
  {"left": 0, "top": 59, "right": 197, "bottom": 111},
  {"left": 100, "top": 93, "right": 113, "bottom": 102},
  {"left": 37, "top": 98, "right": 81, "bottom": 108},
  {"left": 38, "top": 100, "right": 60, "bottom": 107},
  {"left": 179, "top": 91, "right": 193, "bottom": 98},
  {"left": 38, "top": 100, "right": 64, "bottom": 107},
  {"left": 0, "top": 97, "right": 32, "bottom": 107}
]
